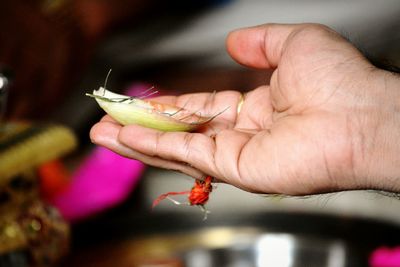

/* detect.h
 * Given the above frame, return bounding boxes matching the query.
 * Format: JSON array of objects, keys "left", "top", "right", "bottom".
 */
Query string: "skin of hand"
[{"left": 90, "top": 23, "right": 400, "bottom": 195}]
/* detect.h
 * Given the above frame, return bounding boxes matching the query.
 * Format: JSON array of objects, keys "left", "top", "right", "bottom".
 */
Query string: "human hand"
[{"left": 90, "top": 23, "right": 400, "bottom": 195}]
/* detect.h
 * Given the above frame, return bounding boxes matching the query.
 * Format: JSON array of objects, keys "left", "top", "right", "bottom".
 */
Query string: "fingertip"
[
  {"left": 89, "top": 121, "right": 121, "bottom": 146},
  {"left": 89, "top": 123, "right": 103, "bottom": 144},
  {"left": 226, "top": 23, "right": 306, "bottom": 69},
  {"left": 225, "top": 28, "right": 240, "bottom": 57},
  {"left": 226, "top": 26, "right": 270, "bottom": 69}
]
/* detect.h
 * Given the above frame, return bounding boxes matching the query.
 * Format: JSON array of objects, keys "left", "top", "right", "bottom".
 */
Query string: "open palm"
[{"left": 91, "top": 24, "right": 396, "bottom": 194}]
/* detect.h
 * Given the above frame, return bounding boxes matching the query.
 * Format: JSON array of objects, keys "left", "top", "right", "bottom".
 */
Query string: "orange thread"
[{"left": 152, "top": 176, "right": 213, "bottom": 208}]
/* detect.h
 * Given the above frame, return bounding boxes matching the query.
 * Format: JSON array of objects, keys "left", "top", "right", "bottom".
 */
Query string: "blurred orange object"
[{"left": 38, "top": 159, "right": 70, "bottom": 200}]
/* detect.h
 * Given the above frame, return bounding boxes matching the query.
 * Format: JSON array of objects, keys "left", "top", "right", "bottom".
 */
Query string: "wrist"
[{"left": 358, "top": 69, "right": 400, "bottom": 192}]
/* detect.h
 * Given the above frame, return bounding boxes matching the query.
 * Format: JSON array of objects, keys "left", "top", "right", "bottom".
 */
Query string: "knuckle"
[
  {"left": 297, "top": 23, "right": 341, "bottom": 41},
  {"left": 152, "top": 131, "right": 166, "bottom": 157},
  {"left": 300, "top": 23, "right": 332, "bottom": 34}
]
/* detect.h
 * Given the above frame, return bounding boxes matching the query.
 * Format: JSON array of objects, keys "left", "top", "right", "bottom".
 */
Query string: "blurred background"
[{"left": 1, "top": 0, "right": 400, "bottom": 266}]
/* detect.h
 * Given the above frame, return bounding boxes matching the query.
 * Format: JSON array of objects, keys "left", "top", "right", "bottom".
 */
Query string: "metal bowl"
[
  {"left": 64, "top": 211, "right": 400, "bottom": 267},
  {"left": 138, "top": 227, "right": 357, "bottom": 267}
]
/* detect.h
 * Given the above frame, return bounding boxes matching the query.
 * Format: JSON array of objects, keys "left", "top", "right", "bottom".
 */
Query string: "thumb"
[{"left": 226, "top": 23, "right": 304, "bottom": 69}]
